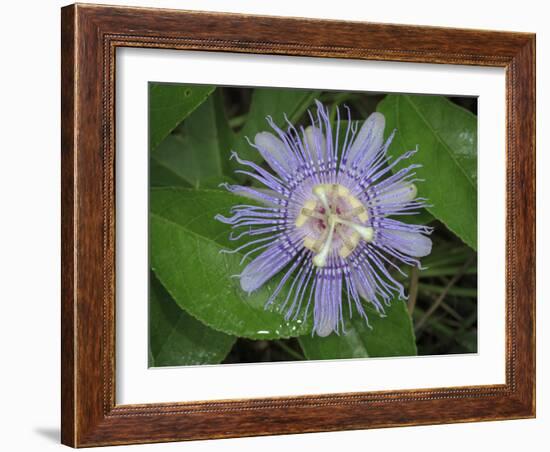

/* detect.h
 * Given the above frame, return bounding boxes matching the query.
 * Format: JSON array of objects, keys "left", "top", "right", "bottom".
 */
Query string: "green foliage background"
[{"left": 149, "top": 84, "right": 478, "bottom": 366}]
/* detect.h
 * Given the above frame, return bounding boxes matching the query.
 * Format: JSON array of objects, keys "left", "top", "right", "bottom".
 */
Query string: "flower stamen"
[
  {"left": 337, "top": 230, "right": 360, "bottom": 259},
  {"left": 297, "top": 183, "right": 374, "bottom": 267},
  {"left": 334, "top": 218, "right": 374, "bottom": 242}
]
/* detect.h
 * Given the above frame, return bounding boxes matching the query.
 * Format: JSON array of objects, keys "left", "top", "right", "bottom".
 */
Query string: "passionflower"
[{"left": 216, "top": 100, "right": 432, "bottom": 336}]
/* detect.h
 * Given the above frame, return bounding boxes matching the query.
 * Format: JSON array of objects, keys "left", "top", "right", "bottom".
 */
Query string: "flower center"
[{"left": 295, "top": 183, "right": 374, "bottom": 267}]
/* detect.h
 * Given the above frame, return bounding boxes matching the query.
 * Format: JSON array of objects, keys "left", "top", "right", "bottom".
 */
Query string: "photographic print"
[
  {"left": 148, "top": 85, "right": 478, "bottom": 367},
  {"left": 61, "top": 5, "right": 535, "bottom": 445}
]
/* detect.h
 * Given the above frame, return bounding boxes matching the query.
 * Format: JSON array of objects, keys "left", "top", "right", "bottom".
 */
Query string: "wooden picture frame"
[{"left": 61, "top": 3, "right": 536, "bottom": 447}]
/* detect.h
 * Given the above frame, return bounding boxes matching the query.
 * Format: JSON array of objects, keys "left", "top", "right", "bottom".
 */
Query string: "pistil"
[
  {"left": 312, "top": 184, "right": 331, "bottom": 212},
  {"left": 296, "top": 183, "right": 375, "bottom": 267},
  {"left": 312, "top": 214, "right": 337, "bottom": 267}
]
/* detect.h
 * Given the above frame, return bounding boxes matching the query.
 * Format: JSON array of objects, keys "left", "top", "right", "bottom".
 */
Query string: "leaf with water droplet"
[
  {"left": 150, "top": 187, "right": 313, "bottom": 340},
  {"left": 149, "top": 272, "right": 236, "bottom": 366}
]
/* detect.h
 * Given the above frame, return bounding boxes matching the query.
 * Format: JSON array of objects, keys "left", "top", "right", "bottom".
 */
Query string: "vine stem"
[
  {"left": 414, "top": 255, "right": 475, "bottom": 332},
  {"left": 407, "top": 266, "right": 420, "bottom": 315},
  {"left": 274, "top": 341, "right": 305, "bottom": 360}
]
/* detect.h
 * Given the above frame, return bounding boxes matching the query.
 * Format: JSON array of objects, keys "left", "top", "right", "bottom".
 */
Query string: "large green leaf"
[
  {"left": 230, "top": 88, "right": 320, "bottom": 168},
  {"left": 150, "top": 157, "right": 191, "bottom": 188},
  {"left": 150, "top": 188, "right": 312, "bottom": 339},
  {"left": 298, "top": 301, "right": 416, "bottom": 360},
  {"left": 377, "top": 94, "right": 477, "bottom": 249},
  {"left": 150, "top": 87, "right": 319, "bottom": 185},
  {"left": 149, "top": 83, "right": 215, "bottom": 151},
  {"left": 151, "top": 92, "right": 232, "bottom": 188},
  {"left": 149, "top": 272, "right": 236, "bottom": 367}
]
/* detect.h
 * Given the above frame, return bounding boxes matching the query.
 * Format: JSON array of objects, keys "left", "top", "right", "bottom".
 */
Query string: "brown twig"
[{"left": 440, "top": 301, "right": 463, "bottom": 321}]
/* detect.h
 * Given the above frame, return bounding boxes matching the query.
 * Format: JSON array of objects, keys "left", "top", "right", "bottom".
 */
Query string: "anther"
[{"left": 295, "top": 199, "right": 318, "bottom": 227}]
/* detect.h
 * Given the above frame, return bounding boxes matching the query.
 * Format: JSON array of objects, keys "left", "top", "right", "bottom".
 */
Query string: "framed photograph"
[{"left": 61, "top": 3, "right": 535, "bottom": 447}]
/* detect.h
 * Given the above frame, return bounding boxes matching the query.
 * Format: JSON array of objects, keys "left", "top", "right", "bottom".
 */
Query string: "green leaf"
[
  {"left": 230, "top": 88, "right": 320, "bottom": 168},
  {"left": 150, "top": 157, "right": 192, "bottom": 188},
  {"left": 150, "top": 87, "right": 319, "bottom": 185},
  {"left": 377, "top": 94, "right": 477, "bottom": 250},
  {"left": 150, "top": 187, "right": 312, "bottom": 340},
  {"left": 151, "top": 92, "right": 233, "bottom": 188},
  {"left": 298, "top": 301, "right": 417, "bottom": 360},
  {"left": 149, "top": 272, "right": 235, "bottom": 367},
  {"left": 149, "top": 83, "right": 215, "bottom": 151}
]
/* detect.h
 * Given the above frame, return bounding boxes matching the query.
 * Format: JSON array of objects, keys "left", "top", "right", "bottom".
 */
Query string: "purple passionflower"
[{"left": 216, "top": 100, "right": 432, "bottom": 337}]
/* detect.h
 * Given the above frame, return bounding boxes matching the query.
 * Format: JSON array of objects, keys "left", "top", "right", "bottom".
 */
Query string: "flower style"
[{"left": 216, "top": 101, "right": 433, "bottom": 337}]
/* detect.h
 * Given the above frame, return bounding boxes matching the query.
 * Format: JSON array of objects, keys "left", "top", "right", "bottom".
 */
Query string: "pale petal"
[
  {"left": 303, "top": 125, "right": 326, "bottom": 164},
  {"left": 346, "top": 112, "right": 385, "bottom": 165},
  {"left": 353, "top": 267, "right": 376, "bottom": 302},
  {"left": 240, "top": 244, "right": 294, "bottom": 293},
  {"left": 314, "top": 312, "right": 336, "bottom": 337},
  {"left": 254, "top": 132, "right": 296, "bottom": 178},
  {"left": 369, "top": 182, "right": 417, "bottom": 206},
  {"left": 383, "top": 229, "right": 432, "bottom": 257},
  {"left": 313, "top": 271, "right": 342, "bottom": 336}
]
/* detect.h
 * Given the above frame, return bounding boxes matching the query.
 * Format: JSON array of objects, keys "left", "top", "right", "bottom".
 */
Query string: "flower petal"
[
  {"left": 303, "top": 125, "right": 326, "bottom": 164},
  {"left": 313, "top": 269, "right": 342, "bottom": 336},
  {"left": 352, "top": 266, "right": 376, "bottom": 302},
  {"left": 380, "top": 229, "right": 432, "bottom": 257},
  {"left": 240, "top": 244, "right": 294, "bottom": 293},
  {"left": 254, "top": 132, "right": 296, "bottom": 178},
  {"left": 347, "top": 112, "right": 385, "bottom": 165},
  {"left": 351, "top": 264, "right": 386, "bottom": 314},
  {"left": 369, "top": 182, "right": 417, "bottom": 206}
]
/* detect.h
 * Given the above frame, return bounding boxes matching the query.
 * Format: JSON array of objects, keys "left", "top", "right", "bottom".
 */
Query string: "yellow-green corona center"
[{"left": 295, "top": 183, "right": 374, "bottom": 267}]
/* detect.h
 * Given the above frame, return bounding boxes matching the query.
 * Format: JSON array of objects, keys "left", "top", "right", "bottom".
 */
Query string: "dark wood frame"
[{"left": 61, "top": 3, "right": 536, "bottom": 447}]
